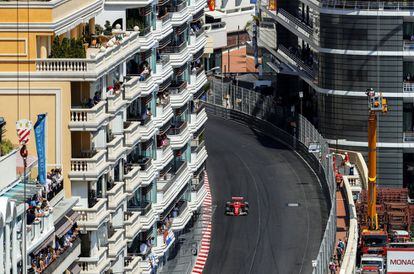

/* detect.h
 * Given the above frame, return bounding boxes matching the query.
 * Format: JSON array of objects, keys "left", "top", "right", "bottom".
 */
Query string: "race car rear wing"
[{"left": 232, "top": 196, "right": 244, "bottom": 200}]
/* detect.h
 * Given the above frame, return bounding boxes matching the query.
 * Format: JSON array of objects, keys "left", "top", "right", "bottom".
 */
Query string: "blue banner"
[
  {"left": 250, "top": 0, "right": 256, "bottom": 3},
  {"left": 34, "top": 114, "right": 47, "bottom": 185}
]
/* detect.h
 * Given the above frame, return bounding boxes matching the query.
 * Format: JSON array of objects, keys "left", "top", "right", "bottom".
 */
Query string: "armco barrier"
[
  {"left": 205, "top": 103, "right": 336, "bottom": 274},
  {"left": 341, "top": 176, "right": 358, "bottom": 274}
]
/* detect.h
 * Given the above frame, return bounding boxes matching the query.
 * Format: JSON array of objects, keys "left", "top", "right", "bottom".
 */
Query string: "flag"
[
  {"left": 208, "top": 0, "right": 215, "bottom": 11},
  {"left": 34, "top": 114, "right": 47, "bottom": 185},
  {"left": 16, "top": 119, "right": 32, "bottom": 144},
  {"left": 269, "top": 0, "right": 277, "bottom": 10}
]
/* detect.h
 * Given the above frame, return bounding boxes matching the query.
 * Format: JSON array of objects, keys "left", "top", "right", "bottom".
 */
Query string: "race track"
[{"left": 203, "top": 115, "right": 328, "bottom": 274}]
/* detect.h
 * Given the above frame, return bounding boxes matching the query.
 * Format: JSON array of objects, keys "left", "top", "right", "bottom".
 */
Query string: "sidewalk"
[{"left": 334, "top": 187, "right": 349, "bottom": 272}]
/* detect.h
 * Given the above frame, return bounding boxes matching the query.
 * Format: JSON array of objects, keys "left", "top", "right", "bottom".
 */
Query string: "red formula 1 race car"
[{"left": 225, "top": 197, "right": 249, "bottom": 216}]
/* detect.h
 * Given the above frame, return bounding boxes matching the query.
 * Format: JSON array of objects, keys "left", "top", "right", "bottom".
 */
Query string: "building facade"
[
  {"left": 0, "top": 0, "right": 208, "bottom": 272},
  {"left": 258, "top": 0, "right": 414, "bottom": 188}
]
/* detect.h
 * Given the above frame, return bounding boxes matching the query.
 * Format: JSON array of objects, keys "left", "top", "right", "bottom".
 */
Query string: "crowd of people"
[
  {"left": 26, "top": 169, "right": 63, "bottom": 225},
  {"left": 30, "top": 223, "right": 79, "bottom": 273}
]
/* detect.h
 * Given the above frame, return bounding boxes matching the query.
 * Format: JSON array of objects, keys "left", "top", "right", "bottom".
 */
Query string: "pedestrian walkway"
[
  {"left": 334, "top": 187, "right": 348, "bottom": 272},
  {"left": 192, "top": 174, "right": 213, "bottom": 274}
]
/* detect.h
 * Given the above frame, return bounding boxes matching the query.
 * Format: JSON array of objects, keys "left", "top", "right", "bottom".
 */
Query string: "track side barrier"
[{"left": 205, "top": 103, "right": 336, "bottom": 274}]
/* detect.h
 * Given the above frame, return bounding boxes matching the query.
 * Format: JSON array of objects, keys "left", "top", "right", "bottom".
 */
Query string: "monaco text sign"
[{"left": 387, "top": 249, "right": 414, "bottom": 273}]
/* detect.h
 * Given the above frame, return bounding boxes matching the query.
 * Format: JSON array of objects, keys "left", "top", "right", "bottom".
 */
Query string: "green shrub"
[
  {"left": 0, "top": 139, "right": 14, "bottom": 156},
  {"left": 49, "top": 36, "right": 86, "bottom": 58}
]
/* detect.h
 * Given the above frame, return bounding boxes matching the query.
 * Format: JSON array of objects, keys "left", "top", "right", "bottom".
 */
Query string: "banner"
[
  {"left": 16, "top": 119, "right": 32, "bottom": 144},
  {"left": 208, "top": 0, "right": 215, "bottom": 11},
  {"left": 34, "top": 114, "right": 47, "bottom": 185},
  {"left": 250, "top": 0, "right": 256, "bottom": 3}
]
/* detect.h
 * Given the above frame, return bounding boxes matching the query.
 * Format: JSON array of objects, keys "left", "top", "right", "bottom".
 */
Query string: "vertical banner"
[
  {"left": 34, "top": 114, "right": 47, "bottom": 185},
  {"left": 208, "top": 0, "right": 215, "bottom": 11},
  {"left": 250, "top": 0, "right": 256, "bottom": 4},
  {"left": 269, "top": 0, "right": 277, "bottom": 10}
]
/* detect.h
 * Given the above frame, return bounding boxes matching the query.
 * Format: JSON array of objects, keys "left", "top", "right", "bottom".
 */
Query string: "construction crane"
[{"left": 360, "top": 88, "right": 389, "bottom": 255}]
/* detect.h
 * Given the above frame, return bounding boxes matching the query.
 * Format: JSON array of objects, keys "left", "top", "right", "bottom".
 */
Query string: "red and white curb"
[{"left": 192, "top": 173, "right": 213, "bottom": 274}]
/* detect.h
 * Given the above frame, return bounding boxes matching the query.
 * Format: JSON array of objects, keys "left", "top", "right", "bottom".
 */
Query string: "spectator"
[
  {"left": 93, "top": 92, "right": 101, "bottom": 104},
  {"left": 86, "top": 98, "right": 94, "bottom": 108},
  {"left": 329, "top": 261, "right": 336, "bottom": 274},
  {"left": 27, "top": 208, "right": 36, "bottom": 225}
]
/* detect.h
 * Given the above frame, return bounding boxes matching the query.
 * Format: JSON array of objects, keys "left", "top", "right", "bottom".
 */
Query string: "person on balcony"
[
  {"left": 140, "top": 65, "right": 150, "bottom": 81},
  {"left": 93, "top": 92, "right": 101, "bottom": 105}
]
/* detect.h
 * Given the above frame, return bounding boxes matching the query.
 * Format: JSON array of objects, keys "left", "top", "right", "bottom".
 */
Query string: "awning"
[
  {"left": 205, "top": 10, "right": 225, "bottom": 19},
  {"left": 55, "top": 210, "right": 80, "bottom": 238}
]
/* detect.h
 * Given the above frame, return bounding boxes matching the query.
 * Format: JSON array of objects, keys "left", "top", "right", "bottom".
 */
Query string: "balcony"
[
  {"left": 189, "top": 30, "right": 206, "bottom": 55},
  {"left": 108, "top": 229, "right": 128, "bottom": 259},
  {"left": 171, "top": 200, "right": 193, "bottom": 231},
  {"left": 107, "top": 89, "right": 127, "bottom": 114},
  {"left": 107, "top": 135, "right": 128, "bottom": 162},
  {"left": 154, "top": 95, "right": 173, "bottom": 128},
  {"left": 139, "top": 26, "right": 157, "bottom": 50},
  {"left": 190, "top": 176, "right": 207, "bottom": 210},
  {"left": 69, "top": 149, "right": 109, "bottom": 180},
  {"left": 69, "top": 101, "right": 108, "bottom": 131},
  {"left": 154, "top": 55, "right": 173, "bottom": 85},
  {"left": 263, "top": 8, "right": 317, "bottom": 47},
  {"left": 204, "top": 22, "right": 227, "bottom": 49},
  {"left": 155, "top": 13, "right": 173, "bottom": 41},
  {"left": 168, "top": 1, "right": 191, "bottom": 26},
  {"left": 75, "top": 198, "right": 110, "bottom": 229},
  {"left": 36, "top": 31, "right": 140, "bottom": 78},
  {"left": 124, "top": 256, "right": 144, "bottom": 274},
  {"left": 189, "top": 0, "right": 205, "bottom": 14},
  {"left": 26, "top": 210, "right": 55, "bottom": 253},
  {"left": 163, "top": 41, "right": 191, "bottom": 67},
  {"left": 189, "top": 141, "right": 208, "bottom": 172},
  {"left": 125, "top": 74, "right": 157, "bottom": 98},
  {"left": 124, "top": 165, "right": 143, "bottom": 195},
  {"left": 126, "top": 117, "right": 157, "bottom": 141},
  {"left": 107, "top": 182, "right": 128, "bottom": 211},
  {"left": 124, "top": 203, "right": 157, "bottom": 240},
  {"left": 154, "top": 140, "right": 174, "bottom": 170},
  {"left": 189, "top": 68, "right": 207, "bottom": 95},
  {"left": 189, "top": 103, "right": 207, "bottom": 133},
  {"left": 155, "top": 162, "right": 190, "bottom": 213},
  {"left": 42, "top": 238, "right": 81, "bottom": 274},
  {"left": 277, "top": 44, "right": 317, "bottom": 80},
  {"left": 78, "top": 247, "right": 111, "bottom": 274},
  {"left": 126, "top": 157, "right": 158, "bottom": 186},
  {"left": 153, "top": 228, "right": 175, "bottom": 256},
  {"left": 169, "top": 81, "right": 191, "bottom": 108},
  {"left": 167, "top": 121, "right": 191, "bottom": 149}
]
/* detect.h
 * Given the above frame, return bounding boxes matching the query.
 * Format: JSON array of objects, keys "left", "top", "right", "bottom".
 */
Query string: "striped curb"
[{"left": 192, "top": 173, "right": 213, "bottom": 274}]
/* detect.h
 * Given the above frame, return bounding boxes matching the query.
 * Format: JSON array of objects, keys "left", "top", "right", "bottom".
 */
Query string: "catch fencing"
[{"left": 206, "top": 78, "right": 336, "bottom": 274}]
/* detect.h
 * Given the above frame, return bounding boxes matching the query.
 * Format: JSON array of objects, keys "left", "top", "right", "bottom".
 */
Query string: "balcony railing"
[
  {"left": 139, "top": 25, "right": 152, "bottom": 37},
  {"left": 277, "top": 8, "right": 313, "bottom": 35},
  {"left": 320, "top": 0, "right": 414, "bottom": 10},
  {"left": 76, "top": 198, "right": 109, "bottom": 228},
  {"left": 191, "top": 139, "right": 205, "bottom": 154},
  {"left": 42, "top": 238, "right": 81, "bottom": 274},
  {"left": 70, "top": 101, "right": 106, "bottom": 126},
  {"left": 163, "top": 41, "right": 187, "bottom": 53},
  {"left": 167, "top": 0, "right": 187, "bottom": 12},
  {"left": 78, "top": 247, "right": 110, "bottom": 272},
  {"left": 168, "top": 121, "right": 187, "bottom": 135},
  {"left": 205, "top": 21, "right": 226, "bottom": 31},
  {"left": 157, "top": 161, "right": 187, "bottom": 193},
  {"left": 191, "top": 176, "right": 205, "bottom": 192},
  {"left": 128, "top": 201, "right": 152, "bottom": 216},
  {"left": 169, "top": 81, "right": 187, "bottom": 94},
  {"left": 36, "top": 31, "right": 140, "bottom": 73}
]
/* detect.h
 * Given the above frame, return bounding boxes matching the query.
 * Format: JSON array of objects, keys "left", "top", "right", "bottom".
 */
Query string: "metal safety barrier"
[{"left": 205, "top": 79, "right": 336, "bottom": 274}]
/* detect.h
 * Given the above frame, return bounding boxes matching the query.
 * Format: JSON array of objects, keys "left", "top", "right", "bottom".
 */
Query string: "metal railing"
[
  {"left": 320, "top": 0, "right": 414, "bottom": 10},
  {"left": 206, "top": 79, "right": 336, "bottom": 274}
]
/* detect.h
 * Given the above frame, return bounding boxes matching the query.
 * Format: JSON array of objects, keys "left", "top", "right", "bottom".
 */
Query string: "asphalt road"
[{"left": 203, "top": 115, "right": 328, "bottom": 274}]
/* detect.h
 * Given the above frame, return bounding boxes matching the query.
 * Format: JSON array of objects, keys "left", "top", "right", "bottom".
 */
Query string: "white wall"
[
  {"left": 221, "top": 9, "right": 255, "bottom": 33},
  {"left": 71, "top": 181, "right": 88, "bottom": 208},
  {"left": 96, "top": 8, "right": 126, "bottom": 30},
  {"left": 0, "top": 150, "right": 17, "bottom": 190}
]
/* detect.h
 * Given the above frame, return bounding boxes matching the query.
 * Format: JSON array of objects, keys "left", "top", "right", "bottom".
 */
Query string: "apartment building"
[
  {"left": 204, "top": 0, "right": 255, "bottom": 71},
  {"left": 0, "top": 0, "right": 208, "bottom": 273},
  {"left": 257, "top": 0, "right": 414, "bottom": 188}
]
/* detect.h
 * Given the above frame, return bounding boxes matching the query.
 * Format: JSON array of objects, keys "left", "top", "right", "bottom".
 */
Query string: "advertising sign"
[
  {"left": 34, "top": 114, "right": 47, "bottom": 185},
  {"left": 387, "top": 249, "right": 414, "bottom": 273}
]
